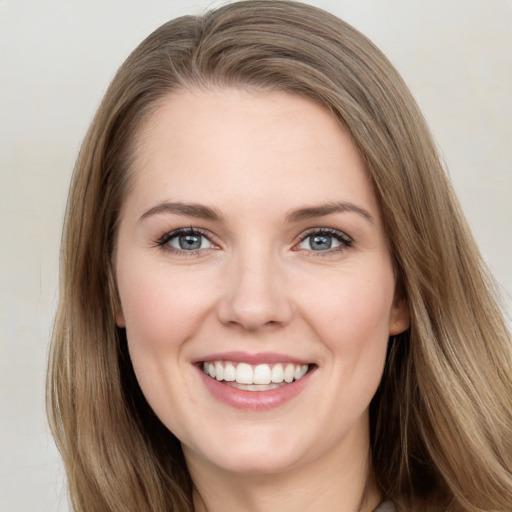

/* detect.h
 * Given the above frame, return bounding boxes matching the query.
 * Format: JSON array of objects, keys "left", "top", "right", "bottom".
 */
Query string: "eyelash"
[
  {"left": 154, "top": 227, "right": 353, "bottom": 255},
  {"left": 295, "top": 228, "right": 353, "bottom": 256},
  {"left": 155, "top": 227, "right": 214, "bottom": 255}
]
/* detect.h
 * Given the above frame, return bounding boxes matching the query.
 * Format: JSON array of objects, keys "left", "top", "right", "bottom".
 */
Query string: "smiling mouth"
[{"left": 201, "top": 361, "right": 311, "bottom": 391}]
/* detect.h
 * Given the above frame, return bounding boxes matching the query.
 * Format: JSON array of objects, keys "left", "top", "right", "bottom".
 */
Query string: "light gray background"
[{"left": 1, "top": 1, "right": 510, "bottom": 511}]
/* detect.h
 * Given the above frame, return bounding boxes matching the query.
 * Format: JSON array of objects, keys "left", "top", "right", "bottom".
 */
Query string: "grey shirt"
[{"left": 374, "top": 501, "right": 396, "bottom": 512}]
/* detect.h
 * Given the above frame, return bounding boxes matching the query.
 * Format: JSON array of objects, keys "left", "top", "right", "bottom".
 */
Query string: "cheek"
[
  {"left": 310, "top": 270, "right": 394, "bottom": 339},
  {"left": 116, "top": 264, "right": 207, "bottom": 427},
  {"left": 117, "top": 261, "right": 211, "bottom": 355},
  {"left": 301, "top": 267, "right": 395, "bottom": 388}
]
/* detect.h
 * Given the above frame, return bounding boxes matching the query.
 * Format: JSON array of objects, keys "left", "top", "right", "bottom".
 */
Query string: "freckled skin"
[{"left": 115, "top": 88, "right": 409, "bottom": 510}]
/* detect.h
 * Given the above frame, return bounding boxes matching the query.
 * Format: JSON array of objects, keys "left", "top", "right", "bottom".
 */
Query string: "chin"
[
  {"left": 210, "top": 450, "right": 302, "bottom": 476},
  {"left": 184, "top": 426, "right": 309, "bottom": 476}
]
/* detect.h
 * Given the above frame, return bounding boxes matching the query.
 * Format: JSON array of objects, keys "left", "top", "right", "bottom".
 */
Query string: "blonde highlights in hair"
[{"left": 47, "top": 2, "right": 512, "bottom": 511}]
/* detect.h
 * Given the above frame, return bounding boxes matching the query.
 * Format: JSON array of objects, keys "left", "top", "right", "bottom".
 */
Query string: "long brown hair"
[{"left": 47, "top": 1, "right": 512, "bottom": 511}]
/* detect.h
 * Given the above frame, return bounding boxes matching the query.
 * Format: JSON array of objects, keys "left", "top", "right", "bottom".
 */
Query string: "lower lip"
[{"left": 197, "top": 366, "right": 313, "bottom": 411}]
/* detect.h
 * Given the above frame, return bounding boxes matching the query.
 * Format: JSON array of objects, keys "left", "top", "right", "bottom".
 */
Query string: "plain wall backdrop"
[{"left": 0, "top": 1, "right": 510, "bottom": 510}]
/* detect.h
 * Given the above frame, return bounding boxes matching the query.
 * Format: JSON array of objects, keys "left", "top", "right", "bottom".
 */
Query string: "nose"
[{"left": 216, "top": 248, "right": 294, "bottom": 332}]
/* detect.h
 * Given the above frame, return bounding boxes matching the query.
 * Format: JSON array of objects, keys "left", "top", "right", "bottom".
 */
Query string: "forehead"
[{"left": 126, "top": 87, "right": 379, "bottom": 220}]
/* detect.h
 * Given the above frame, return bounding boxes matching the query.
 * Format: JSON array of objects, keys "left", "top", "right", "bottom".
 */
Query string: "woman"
[{"left": 46, "top": 1, "right": 512, "bottom": 511}]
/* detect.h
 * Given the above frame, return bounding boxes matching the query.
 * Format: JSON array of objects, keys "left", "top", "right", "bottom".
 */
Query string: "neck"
[{"left": 185, "top": 433, "right": 381, "bottom": 512}]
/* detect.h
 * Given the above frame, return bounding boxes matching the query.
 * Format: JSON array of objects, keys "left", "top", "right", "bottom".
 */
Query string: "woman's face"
[{"left": 115, "top": 88, "right": 409, "bottom": 476}]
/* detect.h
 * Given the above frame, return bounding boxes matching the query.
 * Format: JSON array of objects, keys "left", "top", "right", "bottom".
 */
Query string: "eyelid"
[
  {"left": 155, "top": 227, "right": 219, "bottom": 254},
  {"left": 154, "top": 226, "right": 353, "bottom": 255},
  {"left": 293, "top": 227, "right": 353, "bottom": 253}
]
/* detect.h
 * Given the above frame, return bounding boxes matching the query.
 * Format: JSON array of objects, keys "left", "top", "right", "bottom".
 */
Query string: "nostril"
[{"left": 215, "top": 274, "right": 294, "bottom": 330}]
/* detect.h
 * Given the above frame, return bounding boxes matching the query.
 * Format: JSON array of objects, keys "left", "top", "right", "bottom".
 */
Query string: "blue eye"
[
  {"left": 297, "top": 229, "right": 352, "bottom": 252},
  {"left": 158, "top": 229, "right": 213, "bottom": 252}
]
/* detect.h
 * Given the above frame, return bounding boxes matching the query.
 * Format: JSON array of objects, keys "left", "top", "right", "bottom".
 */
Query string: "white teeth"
[
  {"left": 271, "top": 364, "right": 284, "bottom": 383},
  {"left": 214, "top": 361, "right": 224, "bottom": 381},
  {"left": 253, "top": 364, "right": 272, "bottom": 385},
  {"left": 202, "top": 360, "right": 310, "bottom": 387},
  {"left": 294, "top": 364, "right": 308, "bottom": 380},
  {"left": 235, "top": 363, "right": 253, "bottom": 384},
  {"left": 230, "top": 382, "right": 282, "bottom": 391},
  {"left": 284, "top": 364, "right": 295, "bottom": 383},
  {"left": 223, "top": 362, "right": 236, "bottom": 381}
]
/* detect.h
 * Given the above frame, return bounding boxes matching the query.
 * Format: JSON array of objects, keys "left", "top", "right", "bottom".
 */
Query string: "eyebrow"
[
  {"left": 139, "top": 202, "right": 224, "bottom": 222},
  {"left": 285, "top": 202, "right": 373, "bottom": 223},
  {"left": 139, "top": 200, "right": 373, "bottom": 224}
]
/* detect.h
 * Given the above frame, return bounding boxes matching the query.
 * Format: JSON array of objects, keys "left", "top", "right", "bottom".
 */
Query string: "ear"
[
  {"left": 388, "top": 292, "right": 410, "bottom": 335},
  {"left": 115, "top": 309, "right": 125, "bottom": 328}
]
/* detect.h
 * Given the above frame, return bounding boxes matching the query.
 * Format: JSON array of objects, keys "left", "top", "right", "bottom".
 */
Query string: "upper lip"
[{"left": 192, "top": 351, "right": 312, "bottom": 365}]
